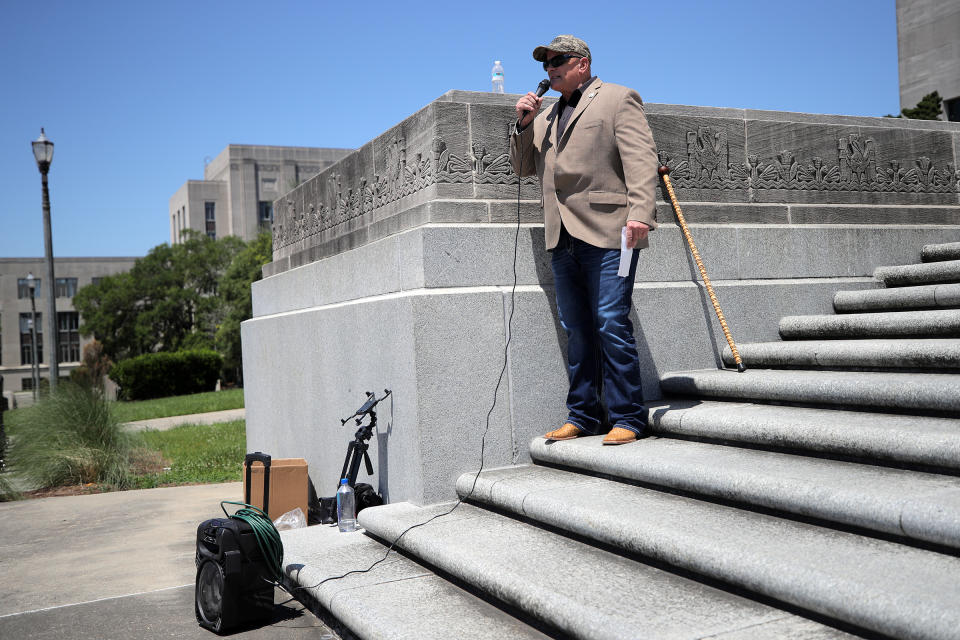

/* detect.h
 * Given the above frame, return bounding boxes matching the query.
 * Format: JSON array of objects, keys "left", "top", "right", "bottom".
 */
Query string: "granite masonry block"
[
  {"left": 655, "top": 202, "right": 789, "bottom": 225},
  {"left": 849, "top": 227, "right": 960, "bottom": 275},
  {"left": 488, "top": 200, "right": 545, "bottom": 223},
  {"left": 469, "top": 102, "right": 541, "bottom": 201},
  {"left": 789, "top": 204, "right": 960, "bottom": 225},
  {"left": 243, "top": 296, "right": 427, "bottom": 504},
  {"left": 410, "top": 291, "right": 514, "bottom": 503},
  {"left": 735, "top": 226, "right": 860, "bottom": 279}
]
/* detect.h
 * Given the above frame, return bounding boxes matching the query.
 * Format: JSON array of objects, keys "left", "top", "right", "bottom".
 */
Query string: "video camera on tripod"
[{"left": 313, "top": 389, "right": 391, "bottom": 524}]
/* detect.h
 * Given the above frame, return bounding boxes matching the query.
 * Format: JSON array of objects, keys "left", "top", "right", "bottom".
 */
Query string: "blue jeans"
[{"left": 551, "top": 234, "right": 646, "bottom": 436}]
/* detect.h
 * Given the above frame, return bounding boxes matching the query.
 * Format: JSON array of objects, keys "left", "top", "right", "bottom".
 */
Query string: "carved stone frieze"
[
  {"left": 273, "top": 134, "right": 533, "bottom": 249},
  {"left": 659, "top": 128, "right": 959, "bottom": 195}
]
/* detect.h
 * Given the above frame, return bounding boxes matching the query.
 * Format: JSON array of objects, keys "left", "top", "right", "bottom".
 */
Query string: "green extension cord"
[{"left": 220, "top": 501, "right": 284, "bottom": 583}]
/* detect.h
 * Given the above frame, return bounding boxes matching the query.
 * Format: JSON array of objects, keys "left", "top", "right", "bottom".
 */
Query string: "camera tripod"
[{"left": 338, "top": 389, "right": 391, "bottom": 489}]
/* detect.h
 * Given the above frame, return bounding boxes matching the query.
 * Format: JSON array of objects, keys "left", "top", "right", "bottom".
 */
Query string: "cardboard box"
[{"left": 242, "top": 457, "right": 308, "bottom": 521}]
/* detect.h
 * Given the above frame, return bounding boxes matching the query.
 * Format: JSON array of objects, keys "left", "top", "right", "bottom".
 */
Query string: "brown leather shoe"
[
  {"left": 544, "top": 423, "right": 583, "bottom": 440},
  {"left": 602, "top": 427, "right": 638, "bottom": 445}
]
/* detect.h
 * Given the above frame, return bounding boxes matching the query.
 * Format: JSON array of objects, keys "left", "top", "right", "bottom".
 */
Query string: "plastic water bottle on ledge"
[
  {"left": 337, "top": 478, "right": 357, "bottom": 532},
  {"left": 492, "top": 60, "right": 504, "bottom": 93}
]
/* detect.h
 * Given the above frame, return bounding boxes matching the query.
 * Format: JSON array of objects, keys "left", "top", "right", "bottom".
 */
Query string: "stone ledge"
[
  {"left": 659, "top": 368, "right": 960, "bottom": 415},
  {"left": 923, "top": 242, "right": 960, "bottom": 262},
  {"left": 833, "top": 283, "right": 960, "bottom": 312},
  {"left": 647, "top": 399, "right": 960, "bottom": 470},
  {"left": 779, "top": 309, "right": 960, "bottom": 339},
  {"left": 721, "top": 338, "right": 960, "bottom": 369},
  {"left": 527, "top": 436, "right": 960, "bottom": 548},
  {"left": 875, "top": 259, "right": 960, "bottom": 286}
]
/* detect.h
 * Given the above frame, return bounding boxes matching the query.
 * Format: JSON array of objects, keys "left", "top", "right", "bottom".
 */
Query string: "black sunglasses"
[{"left": 543, "top": 54, "right": 581, "bottom": 70}]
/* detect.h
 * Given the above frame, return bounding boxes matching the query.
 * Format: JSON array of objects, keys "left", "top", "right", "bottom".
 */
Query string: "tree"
[
  {"left": 216, "top": 232, "right": 272, "bottom": 385},
  {"left": 74, "top": 231, "right": 245, "bottom": 361},
  {"left": 901, "top": 91, "right": 943, "bottom": 120}
]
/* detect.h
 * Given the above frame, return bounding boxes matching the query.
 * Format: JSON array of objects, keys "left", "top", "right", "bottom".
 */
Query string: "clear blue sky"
[{"left": 0, "top": 0, "right": 898, "bottom": 258}]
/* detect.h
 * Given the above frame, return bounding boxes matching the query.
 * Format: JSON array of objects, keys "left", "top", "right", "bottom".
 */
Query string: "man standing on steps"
[{"left": 510, "top": 35, "right": 658, "bottom": 445}]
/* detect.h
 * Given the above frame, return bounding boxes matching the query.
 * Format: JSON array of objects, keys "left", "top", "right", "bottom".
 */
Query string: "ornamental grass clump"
[{"left": 10, "top": 383, "right": 135, "bottom": 490}]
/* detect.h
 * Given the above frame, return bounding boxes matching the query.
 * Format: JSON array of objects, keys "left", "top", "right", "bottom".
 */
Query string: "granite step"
[
  {"left": 658, "top": 368, "right": 960, "bottom": 415},
  {"left": 358, "top": 501, "right": 858, "bottom": 640},
  {"left": 779, "top": 309, "right": 960, "bottom": 339},
  {"left": 528, "top": 435, "right": 960, "bottom": 548},
  {"left": 720, "top": 338, "right": 960, "bottom": 370},
  {"left": 833, "top": 283, "right": 960, "bottom": 312},
  {"left": 874, "top": 259, "right": 960, "bottom": 287},
  {"left": 455, "top": 464, "right": 960, "bottom": 640},
  {"left": 646, "top": 399, "right": 960, "bottom": 471},
  {"left": 923, "top": 242, "right": 960, "bottom": 262},
  {"left": 280, "top": 523, "right": 553, "bottom": 640}
]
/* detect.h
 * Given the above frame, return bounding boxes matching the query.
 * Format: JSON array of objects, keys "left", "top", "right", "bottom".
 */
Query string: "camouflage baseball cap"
[{"left": 532, "top": 35, "right": 592, "bottom": 62}]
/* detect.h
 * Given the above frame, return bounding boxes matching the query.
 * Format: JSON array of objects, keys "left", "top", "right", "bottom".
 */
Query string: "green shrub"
[
  {"left": 7, "top": 383, "right": 135, "bottom": 490},
  {"left": 110, "top": 350, "right": 223, "bottom": 401}
]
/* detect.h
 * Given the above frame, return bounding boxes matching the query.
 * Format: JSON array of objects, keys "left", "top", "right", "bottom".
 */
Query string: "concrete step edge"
[
  {"left": 527, "top": 435, "right": 960, "bottom": 549},
  {"left": 646, "top": 399, "right": 960, "bottom": 471},
  {"left": 923, "top": 242, "right": 960, "bottom": 262},
  {"left": 720, "top": 338, "right": 960, "bottom": 370},
  {"left": 833, "top": 283, "right": 960, "bottom": 312},
  {"left": 778, "top": 309, "right": 960, "bottom": 339},
  {"left": 658, "top": 368, "right": 960, "bottom": 415},
  {"left": 359, "top": 501, "right": 854, "bottom": 640},
  {"left": 454, "top": 465, "right": 960, "bottom": 640},
  {"left": 874, "top": 260, "right": 960, "bottom": 286},
  {"left": 280, "top": 524, "right": 553, "bottom": 640}
]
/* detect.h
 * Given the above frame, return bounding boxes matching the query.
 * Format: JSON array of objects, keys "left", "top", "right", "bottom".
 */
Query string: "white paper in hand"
[{"left": 617, "top": 226, "right": 632, "bottom": 277}]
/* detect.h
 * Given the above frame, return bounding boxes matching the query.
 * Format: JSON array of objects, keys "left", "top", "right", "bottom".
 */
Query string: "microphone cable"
[{"left": 289, "top": 120, "right": 531, "bottom": 593}]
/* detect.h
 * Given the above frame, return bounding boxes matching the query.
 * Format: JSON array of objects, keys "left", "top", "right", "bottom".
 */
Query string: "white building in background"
[
  {"left": 168, "top": 145, "right": 353, "bottom": 244},
  {"left": 897, "top": 0, "right": 960, "bottom": 121}
]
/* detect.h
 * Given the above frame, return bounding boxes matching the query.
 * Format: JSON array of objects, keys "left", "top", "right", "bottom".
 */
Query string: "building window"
[
  {"left": 19, "top": 313, "right": 42, "bottom": 365},
  {"left": 56, "top": 277, "right": 78, "bottom": 298},
  {"left": 22, "top": 377, "right": 35, "bottom": 391},
  {"left": 258, "top": 201, "right": 273, "bottom": 231},
  {"left": 205, "top": 202, "right": 216, "bottom": 239},
  {"left": 91, "top": 277, "right": 103, "bottom": 287},
  {"left": 946, "top": 96, "right": 960, "bottom": 122},
  {"left": 17, "top": 278, "right": 40, "bottom": 299},
  {"left": 57, "top": 312, "right": 80, "bottom": 363}
]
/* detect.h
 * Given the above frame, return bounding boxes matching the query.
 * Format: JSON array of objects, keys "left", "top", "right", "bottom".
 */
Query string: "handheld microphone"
[{"left": 519, "top": 79, "right": 552, "bottom": 123}]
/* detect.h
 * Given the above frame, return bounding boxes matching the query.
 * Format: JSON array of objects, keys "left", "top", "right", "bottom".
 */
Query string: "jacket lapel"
[{"left": 559, "top": 78, "right": 603, "bottom": 147}]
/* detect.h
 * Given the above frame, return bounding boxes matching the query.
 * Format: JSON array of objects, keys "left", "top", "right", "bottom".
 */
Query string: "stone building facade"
[
  {"left": 897, "top": 0, "right": 960, "bottom": 121},
  {"left": 168, "top": 145, "right": 352, "bottom": 245},
  {"left": 0, "top": 257, "right": 136, "bottom": 406}
]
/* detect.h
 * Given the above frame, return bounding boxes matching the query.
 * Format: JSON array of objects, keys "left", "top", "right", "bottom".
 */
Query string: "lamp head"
[{"left": 32, "top": 128, "right": 54, "bottom": 172}]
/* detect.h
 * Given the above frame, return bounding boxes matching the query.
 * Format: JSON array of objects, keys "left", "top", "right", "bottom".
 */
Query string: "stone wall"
[{"left": 243, "top": 90, "right": 960, "bottom": 505}]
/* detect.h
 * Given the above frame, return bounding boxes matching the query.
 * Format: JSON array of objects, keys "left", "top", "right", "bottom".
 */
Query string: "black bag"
[{"left": 310, "top": 482, "right": 383, "bottom": 525}]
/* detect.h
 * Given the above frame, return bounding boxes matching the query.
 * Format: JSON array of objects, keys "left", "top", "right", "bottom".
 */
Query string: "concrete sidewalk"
[
  {"left": 0, "top": 482, "right": 336, "bottom": 639},
  {"left": 124, "top": 408, "right": 246, "bottom": 432}
]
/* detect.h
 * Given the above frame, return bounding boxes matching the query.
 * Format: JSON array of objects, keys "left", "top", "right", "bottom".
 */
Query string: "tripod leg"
[{"left": 340, "top": 442, "right": 356, "bottom": 485}]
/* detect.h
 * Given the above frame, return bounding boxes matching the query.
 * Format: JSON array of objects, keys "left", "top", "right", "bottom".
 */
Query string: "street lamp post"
[
  {"left": 27, "top": 273, "right": 40, "bottom": 401},
  {"left": 32, "top": 129, "right": 59, "bottom": 392}
]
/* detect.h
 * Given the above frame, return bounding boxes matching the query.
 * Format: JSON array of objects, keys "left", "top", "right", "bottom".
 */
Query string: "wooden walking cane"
[{"left": 658, "top": 164, "right": 746, "bottom": 372}]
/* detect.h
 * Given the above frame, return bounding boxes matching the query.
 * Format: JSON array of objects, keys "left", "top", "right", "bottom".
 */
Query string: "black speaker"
[{"left": 195, "top": 517, "right": 274, "bottom": 634}]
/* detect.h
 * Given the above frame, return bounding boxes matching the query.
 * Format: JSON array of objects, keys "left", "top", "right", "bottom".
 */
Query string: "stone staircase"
[{"left": 282, "top": 242, "right": 960, "bottom": 640}]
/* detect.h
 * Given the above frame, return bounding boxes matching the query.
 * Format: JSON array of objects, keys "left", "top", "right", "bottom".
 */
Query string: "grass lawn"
[
  {"left": 112, "top": 388, "right": 244, "bottom": 423},
  {"left": 130, "top": 419, "right": 246, "bottom": 489}
]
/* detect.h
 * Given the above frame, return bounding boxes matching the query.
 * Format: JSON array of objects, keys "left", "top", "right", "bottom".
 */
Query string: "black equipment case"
[{"left": 194, "top": 516, "right": 273, "bottom": 633}]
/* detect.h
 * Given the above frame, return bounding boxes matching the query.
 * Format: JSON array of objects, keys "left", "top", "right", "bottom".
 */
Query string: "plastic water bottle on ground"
[
  {"left": 492, "top": 60, "right": 504, "bottom": 93},
  {"left": 337, "top": 478, "right": 357, "bottom": 532}
]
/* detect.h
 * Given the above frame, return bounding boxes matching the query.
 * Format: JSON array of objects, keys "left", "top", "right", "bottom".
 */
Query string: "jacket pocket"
[{"left": 588, "top": 191, "right": 627, "bottom": 206}]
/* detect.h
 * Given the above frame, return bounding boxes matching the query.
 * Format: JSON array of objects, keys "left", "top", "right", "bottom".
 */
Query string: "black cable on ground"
[{"left": 292, "top": 127, "right": 528, "bottom": 591}]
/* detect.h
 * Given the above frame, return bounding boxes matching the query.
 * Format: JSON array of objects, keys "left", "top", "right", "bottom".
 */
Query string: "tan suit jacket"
[{"left": 510, "top": 79, "right": 659, "bottom": 250}]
